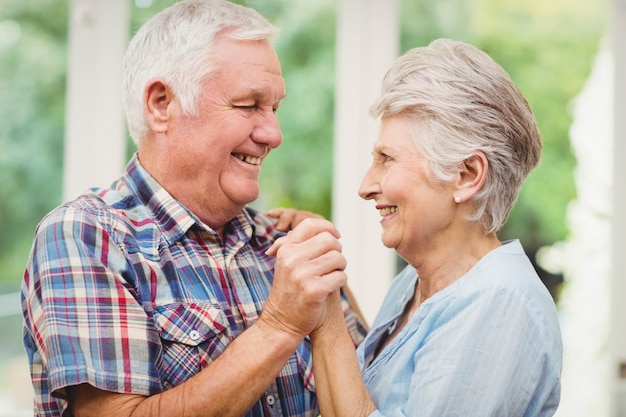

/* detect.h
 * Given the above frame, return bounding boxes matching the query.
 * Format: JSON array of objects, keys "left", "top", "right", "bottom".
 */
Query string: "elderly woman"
[{"left": 305, "top": 38, "right": 563, "bottom": 417}]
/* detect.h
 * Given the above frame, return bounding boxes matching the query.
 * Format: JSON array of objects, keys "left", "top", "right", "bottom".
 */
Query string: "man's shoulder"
[
  {"left": 243, "top": 206, "right": 284, "bottom": 239},
  {"left": 37, "top": 181, "right": 152, "bottom": 236}
]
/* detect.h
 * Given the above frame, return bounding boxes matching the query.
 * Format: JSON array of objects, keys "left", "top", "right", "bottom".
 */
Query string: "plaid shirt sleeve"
[{"left": 22, "top": 202, "right": 163, "bottom": 415}]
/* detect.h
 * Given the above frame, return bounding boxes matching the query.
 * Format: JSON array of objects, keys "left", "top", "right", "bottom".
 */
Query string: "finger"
[
  {"left": 296, "top": 211, "right": 324, "bottom": 221},
  {"left": 292, "top": 211, "right": 324, "bottom": 229},
  {"left": 274, "top": 212, "right": 296, "bottom": 232},
  {"left": 316, "top": 248, "right": 348, "bottom": 274},
  {"left": 314, "top": 269, "right": 348, "bottom": 294},
  {"left": 269, "top": 224, "right": 343, "bottom": 264},
  {"left": 287, "top": 218, "right": 341, "bottom": 244},
  {"left": 301, "top": 231, "right": 343, "bottom": 262},
  {"left": 274, "top": 231, "right": 343, "bottom": 271},
  {"left": 265, "top": 235, "right": 288, "bottom": 257},
  {"left": 266, "top": 208, "right": 297, "bottom": 232},
  {"left": 280, "top": 246, "right": 347, "bottom": 284},
  {"left": 265, "top": 208, "right": 284, "bottom": 218}
]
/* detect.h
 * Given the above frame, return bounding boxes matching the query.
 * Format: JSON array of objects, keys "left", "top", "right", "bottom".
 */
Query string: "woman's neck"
[{"left": 411, "top": 232, "right": 501, "bottom": 300}]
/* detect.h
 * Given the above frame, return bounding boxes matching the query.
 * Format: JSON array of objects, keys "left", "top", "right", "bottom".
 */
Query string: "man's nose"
[{"left": 252, "top": 109, "right": 282, "bottom": 149}]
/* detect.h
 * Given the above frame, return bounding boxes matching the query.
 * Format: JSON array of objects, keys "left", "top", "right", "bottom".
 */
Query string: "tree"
[
  {"left": 0, "top": 0, "right": 67, "bottom": 291},
  {"left": 0, "top": 0, "right": 608, "bottom": 300}
]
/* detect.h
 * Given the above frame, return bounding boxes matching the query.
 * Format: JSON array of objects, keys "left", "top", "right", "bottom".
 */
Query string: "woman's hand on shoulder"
[{"left": 266, "top": 207, "right": 324, "bottom": 232}]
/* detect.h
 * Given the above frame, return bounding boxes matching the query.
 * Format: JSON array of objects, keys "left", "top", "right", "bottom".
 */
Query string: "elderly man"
[{"left": 21, "top": 1, "right": 367, "bottom": 416}]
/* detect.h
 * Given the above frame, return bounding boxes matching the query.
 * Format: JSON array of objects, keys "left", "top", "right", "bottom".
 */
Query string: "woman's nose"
[{"left": 358, "top": 165, "right": 379, "bottom": 200}]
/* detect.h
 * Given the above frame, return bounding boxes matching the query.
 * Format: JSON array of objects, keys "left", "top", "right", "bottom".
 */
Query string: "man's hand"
[
  {"left": 266, "top": 208, "right": 323, "bottom": 232},
  {"left": 262, "top": 218, "right": 347, "bottom": 339}
]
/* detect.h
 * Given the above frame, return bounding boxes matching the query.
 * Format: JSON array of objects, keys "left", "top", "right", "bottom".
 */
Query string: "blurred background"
[{"left": 0, "top": 0, "right": 614, "bottom": 415}]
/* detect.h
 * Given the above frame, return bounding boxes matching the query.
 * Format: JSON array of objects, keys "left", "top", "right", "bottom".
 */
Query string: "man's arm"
[
  {"left": 67, "top": 218, "right": 347, "bottom": 417},
  {"left": 67, "top": 321, "right": 302, "bottom": 417}
]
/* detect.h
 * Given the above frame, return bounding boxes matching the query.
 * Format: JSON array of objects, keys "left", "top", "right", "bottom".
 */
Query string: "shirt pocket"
[{"left": 154, "top": 302, "right": 232, "bottom": 389}]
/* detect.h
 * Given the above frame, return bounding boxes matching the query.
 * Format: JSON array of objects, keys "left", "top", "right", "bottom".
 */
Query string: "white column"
[
  {"left": 611, "top": 0, "right": 626, "bottom": 415},
  {"left": 63, "top": 0, "right": 129, "bottom": 201},
  {"left": 333, "top": 0, "right": 399, "bottom": 324}
]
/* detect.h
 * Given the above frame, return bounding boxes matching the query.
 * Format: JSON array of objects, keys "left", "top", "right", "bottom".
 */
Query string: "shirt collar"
[
  {"left": 122, "top": 154, "right": 273, "bottom": 247},
  {"left": 121, "top": 154, "right": 196, "bottom": 246}
]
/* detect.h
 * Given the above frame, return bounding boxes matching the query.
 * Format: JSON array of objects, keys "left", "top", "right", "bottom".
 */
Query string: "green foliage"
[
  {"left": 0, "top": 0, "right": 608, "bottom": 290},
  {"left": 0, "top": 0, "right": 67, "bottom": 289},
  {"left": 258, "top": 0, "right": 337, "bottom": 219},
  {"left": 469, "top": 0, "right": 607, "bottom": 246}
]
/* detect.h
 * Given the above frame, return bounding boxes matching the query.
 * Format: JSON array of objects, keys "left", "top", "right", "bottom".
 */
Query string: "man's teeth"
[
  {"left": 379, "top": 206, "right": 397, "bottom": 216},
  {"left": 233, "top": 153, "right": 262, "bottom": 165}
]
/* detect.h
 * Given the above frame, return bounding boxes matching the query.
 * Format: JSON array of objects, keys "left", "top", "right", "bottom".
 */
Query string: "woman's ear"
[
  {"left": 454, "top": 150, "right": 488, "bottom": 202},
  {"left": 144, "top": 79, "right": 173, "bottom": 134}
]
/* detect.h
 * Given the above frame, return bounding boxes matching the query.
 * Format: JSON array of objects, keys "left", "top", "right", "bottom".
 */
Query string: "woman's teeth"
[{"left": 379, "top": 206, "right": 397, "bottom": 216}]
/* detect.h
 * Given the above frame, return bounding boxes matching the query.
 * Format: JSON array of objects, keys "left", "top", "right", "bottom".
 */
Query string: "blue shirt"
[
  {"left": 357, "top": 240, "right": 562, "bottom": 417},
  {"left": 22, "top": 154, "right": 367, "bottom": 417}
]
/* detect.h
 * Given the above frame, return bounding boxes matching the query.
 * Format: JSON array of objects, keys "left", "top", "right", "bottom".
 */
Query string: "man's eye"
[{"left": 237, "top": 105, "right": 256, "bottom": 110}]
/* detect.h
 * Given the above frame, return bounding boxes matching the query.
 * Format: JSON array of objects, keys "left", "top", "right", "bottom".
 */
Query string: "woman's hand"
[
  {"left": 311, "top": 289, "right": 345, "bottom": 339},
  {"left": 266, "top": 207, "right": 324, "bottom": 232},
  {"left": 263, "top": 218, "right": 347, "bottom": 339}
]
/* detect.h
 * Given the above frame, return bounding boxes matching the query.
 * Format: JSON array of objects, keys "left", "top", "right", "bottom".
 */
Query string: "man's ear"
[
  {"left": 144, "top": 79, "right": 173, "bottom": 134},
  {"left": 454, "top": 150, "right": 488, "bottom": 202}
]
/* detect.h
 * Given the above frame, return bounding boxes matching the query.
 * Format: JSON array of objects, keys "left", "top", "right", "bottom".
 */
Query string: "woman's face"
[{"left": 358, "top": 115, "right": 457, "bottom": 262}]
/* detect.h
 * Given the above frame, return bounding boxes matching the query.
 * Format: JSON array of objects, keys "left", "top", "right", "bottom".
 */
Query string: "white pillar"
[
  {"left": 611, "top": 0, "right": 626, "bottom": 415},
  {"left": 63, "top": 0, "right": 129, "bottom": 201},
  {"left": 333, "top": 0, "right": 399, "bottom": 324}
]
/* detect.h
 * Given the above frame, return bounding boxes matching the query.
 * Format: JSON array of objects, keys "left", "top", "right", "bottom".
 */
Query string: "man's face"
[{"left": 160, "top": 37, "right": 286, "bottom": 230}]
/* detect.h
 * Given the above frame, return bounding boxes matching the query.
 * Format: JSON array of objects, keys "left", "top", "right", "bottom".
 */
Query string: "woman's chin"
[{"left": 380, "top": 234, "right": 398, "bottom": 250}]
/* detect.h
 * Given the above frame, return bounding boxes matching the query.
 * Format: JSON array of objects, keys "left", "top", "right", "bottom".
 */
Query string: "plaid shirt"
[{"left": 22, "top": 154, "right": 367, "bottom": 417}]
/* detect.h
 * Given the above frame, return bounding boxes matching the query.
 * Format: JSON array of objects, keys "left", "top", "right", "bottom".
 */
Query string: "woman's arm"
[{"left": 310, "top": 291, "right": 377, "bottom": 417}]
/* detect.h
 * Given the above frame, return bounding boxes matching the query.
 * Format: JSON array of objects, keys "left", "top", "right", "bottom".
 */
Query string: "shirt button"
[
  {"left": 189, "top": 330, "right": 201, "bottom": 341},
  {"left": 266, "top": 395, "right": 275, "bottom": 406}
]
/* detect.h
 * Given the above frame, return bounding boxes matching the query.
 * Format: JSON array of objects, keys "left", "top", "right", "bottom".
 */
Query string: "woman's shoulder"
[{"left": 469, "top": 240, "right": 551, "bottom": 297}]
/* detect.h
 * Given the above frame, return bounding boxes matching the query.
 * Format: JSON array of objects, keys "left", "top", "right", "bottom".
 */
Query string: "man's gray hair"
[{"left": 122, "top": 0, "right": 279, "bottom": 143}]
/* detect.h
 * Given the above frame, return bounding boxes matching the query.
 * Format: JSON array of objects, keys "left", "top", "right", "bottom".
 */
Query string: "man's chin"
[{"left": 229, "top": 184, "right": 260, "bottom": 207}]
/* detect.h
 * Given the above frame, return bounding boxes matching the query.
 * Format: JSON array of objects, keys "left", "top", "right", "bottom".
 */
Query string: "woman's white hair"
[
  {"left": 122, "top": 0, "right": 279, "bottom": 143},
  {"left": 370, "top": 38, "right": 542, "bottom": 235}
]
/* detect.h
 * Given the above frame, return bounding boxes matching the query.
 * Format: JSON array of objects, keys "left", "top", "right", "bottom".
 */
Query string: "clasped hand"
[{"left": 262, "top": 217, "right": 347, "bottom": 340}]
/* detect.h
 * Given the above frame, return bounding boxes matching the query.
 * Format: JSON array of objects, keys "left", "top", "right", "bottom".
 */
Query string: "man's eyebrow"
[
  {"left": 247, "top": 88, "right": 287, "bottom": 102},
  {"left": 249, "top": 88, "right": 267, "bottom": 98}
]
